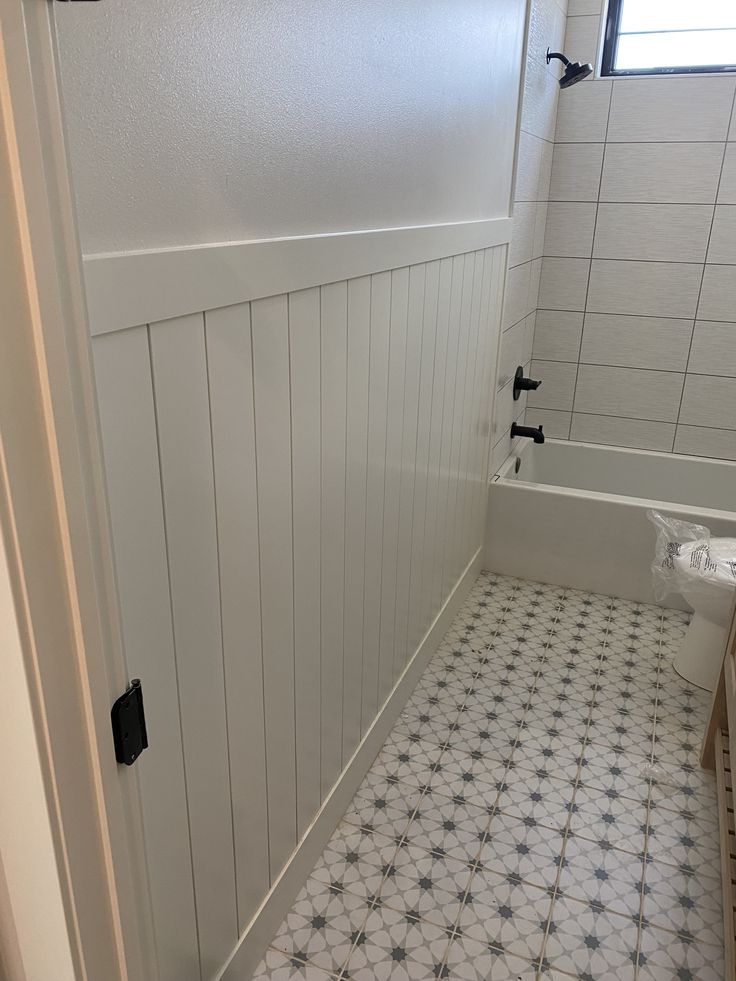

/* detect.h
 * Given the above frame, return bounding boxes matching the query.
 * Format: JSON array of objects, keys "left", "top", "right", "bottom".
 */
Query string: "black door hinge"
[{"left": 111, "top": 679, "right": 148, "bottom": 766}]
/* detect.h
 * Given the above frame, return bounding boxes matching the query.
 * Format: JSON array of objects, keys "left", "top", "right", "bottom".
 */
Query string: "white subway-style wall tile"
[
  {"left": 498, "top": 315, "right": 535, "bottom": 389},
  {"left": 720, "top": 145, "right": 736, "bottom": 205},
  {"left": 528, "top": 258, "right": 543, "bottom": 314},
  {"left": 524, "top": 407, "right": 572, "bottom": 438},
  {"left": 522, "top": 56, "right": 560, "bottom": 143},
  {"left": 544, "top": 202, "right": 597, "bottom": 257},
  {"left": 527, "top": 359, "right": 578, "bottom": 411},
  {"left": 549, "top": 143, "right": 604, "bottom": 201},
  {"left": 574, "top": 364, "right": 684, "bottom": 421},
  {"left": 674, "top": 425, "right": 736, "bottom": 461},
  {"left": 580, "top": 313, "right": 693, "bottom": 372},
  {"left": 493, "top": 375, "right": 528, "bottom": 445},
  {"left": 533, "top": 202, "right": 548, "bottom": 260},
  {"left": 679, "top": 375, "right": 736, "bottom": 430},
  {"left": 587, "top": 260, "right": 702, "bottom": 319},
  {"left": 698, "top": 265, "right": 736, "bottom": 322},
  {"left": 533, "top": 309, "right": 584, "bottom": 361},
  {"left": 555, "top": 78, "right": 612, "bottom": 143},
  {"left": 567, "top": 0, "right": 601, "bottom": 13},
  {"left": 688, "top": 321, "right": 736, "bottom": 377},
  {"left": 707, "top": 206, "right": 736, "bottom": 265},
  {"left": 515, "top": 131, "right": 546, "bottom": 202},
  {"left": 599, "top": 143, "right": 724, "bottom": 205},
  {"left": 607, "top": 77, "right": 736, "bottom": 143},
  {"left": 538, "top": 257, "right": 590, "bottom": 310},
  {"left": 570, "top": 413, "right": 675, "bottom": 452},
  {"left": 593, "top": 203, "right": 713, "bottom": 263}
]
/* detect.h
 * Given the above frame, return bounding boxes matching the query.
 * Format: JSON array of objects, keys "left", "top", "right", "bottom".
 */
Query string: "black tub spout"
[{"left": 510, "top": 423, "right": 545, "bottom": 444}]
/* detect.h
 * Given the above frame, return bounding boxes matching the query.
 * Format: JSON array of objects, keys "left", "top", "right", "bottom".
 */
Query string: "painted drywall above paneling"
[
  {"left": 527, "top": 0, "right": 736, "bottom": 461},
  {"left": 55, "top": 0, "right": 526, "bottom": 254}
]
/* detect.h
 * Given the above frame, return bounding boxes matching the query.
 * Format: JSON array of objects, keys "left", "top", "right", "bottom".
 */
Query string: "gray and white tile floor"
[{"left": 252, "top": 573, "right": 722, "bottom": 980}]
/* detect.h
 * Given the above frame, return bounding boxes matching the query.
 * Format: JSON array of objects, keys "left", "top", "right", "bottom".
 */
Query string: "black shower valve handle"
[{"left": 513, "top": 365, "right": 542, "bottom": 401}]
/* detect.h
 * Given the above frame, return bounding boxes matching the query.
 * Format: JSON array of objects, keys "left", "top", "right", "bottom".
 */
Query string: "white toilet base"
[{"left": 674, "top": 612, "right": 727, "bottom": 692}]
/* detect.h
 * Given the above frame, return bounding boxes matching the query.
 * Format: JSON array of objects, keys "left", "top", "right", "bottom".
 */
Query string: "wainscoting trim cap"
[{"left": 83, "top": 217, "right": 512, "bottom": 335}]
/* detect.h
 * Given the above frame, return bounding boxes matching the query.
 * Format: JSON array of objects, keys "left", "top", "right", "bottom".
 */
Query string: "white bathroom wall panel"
[{"left": 92, "top": 244, "right": 505, "bottom": 980}]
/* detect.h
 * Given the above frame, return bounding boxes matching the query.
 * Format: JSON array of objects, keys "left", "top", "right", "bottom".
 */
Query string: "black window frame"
[{"left": 601, "top": 0, "right": 736, "bottom": 78}]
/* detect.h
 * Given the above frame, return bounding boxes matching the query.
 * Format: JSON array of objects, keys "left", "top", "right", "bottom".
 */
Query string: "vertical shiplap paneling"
[
  {"left": 378, "top": 267, "right": 410, "bottom": 706},
  {"left": 93, "top": 327, "right": 199, "bottom": 981},
  {"left": 250, "top": 295, "right": 298, "bottom": 878},
  {"left": 475, "top": 250, "right": 503, "bottom": 535},
  {"left": 288, "top": 288, "right": 323, "bottom": 834},
  {"left": 148, "top": 314, "right": 238, "bottom": 978},
  {"left": 407, "top": 260, "right": 440, "bottom": 657},
  {"left": 342, "top": 277, "right": 371, "bottom": 762},
  {"left": 361, "top": 272, "right": 391, "bottom": 732},
  {"left": 392, "top": 263, "right": 425, "bottom": 683},
  {"left": 205, "top": 304, "right": 270, "bottom": 928},
  {"left": 445, "top": 254, "right": 474, "bottom": 595},
  {"left": 424, "top": 257, "right": 454, "bottom": 631},
  {"left": 320, "top": 282, "right": 348, "bottom": 794},
  {"left": 435, "top": 256, "right": 465, "bottom": 611}
]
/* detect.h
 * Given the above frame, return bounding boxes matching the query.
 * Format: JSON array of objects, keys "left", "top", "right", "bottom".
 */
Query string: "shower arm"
[{"left": 546, "top": 49, "right": 571, "bottom": 67}]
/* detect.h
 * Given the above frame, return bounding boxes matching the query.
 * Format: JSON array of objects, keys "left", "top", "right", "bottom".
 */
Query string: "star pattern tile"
[{"left": 252, "top": 572, "right": 721, "bottom": 981}]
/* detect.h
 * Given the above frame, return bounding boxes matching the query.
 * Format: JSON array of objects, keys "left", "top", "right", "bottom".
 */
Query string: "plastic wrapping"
[{"left": 647, "top": 509, "right": 736, "bottom": 604}]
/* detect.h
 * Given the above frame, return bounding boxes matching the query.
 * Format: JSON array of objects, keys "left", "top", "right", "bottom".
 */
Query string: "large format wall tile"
[
  {"left": 679, "top": 375, "right": 736, "bottom": 430},
  {"left": 570, "top": 413, "right": 675, "bottom": 451},
  {"left": 544, "top": 202, "right": 597, "bottom": 257},
  {"left": 674, "top": 425, "right": 736, "bottom": 461},
  {"left": 527, "top": 359, "right": 578, "bottom": 411},
  {"left": 607, "top": 77, "right": 736, "bottom": 143},
  {"left": 533, "top": 310, "right": 584, "bottom": 361},
  {"left": 707, "top": 207, "right": 736, "bottom": 265},
  {"left": 563, "top": 14, "right": 601, "bottom": 72},
  {"left": 587, "top": 260, "right": 702, "bottom": 319},
  {"left": 549, "top": 143, "right": 604, "bottom": 201},
  {"left": 698, "top": 265, "right": 736, "bottom": 322},
  {"left": 574, "top": 365, "right": 684, "bottom": 421},
  {"left": 538, "top": 257, "right": 590, "bottom": 310},
  {"left": 688, "top": 321, "right": 736, "bottom": 377},
  {"left": 525, "top": 406, "right": 572, "bottom": 438},
  {"left": 555, "top": 78, "right": 612, "bottom": 143},
  {"left": 593, "top": 204, "right": 713, "bottom": 263},
  {"left": 580, "top": 313, "right": 692, "bottom": 372},
  {"left": 720, "top": 145, "right": 736, "bottom": 205},
  {"left": 599, "top": 143, "right": 725, "bottom": 204}
]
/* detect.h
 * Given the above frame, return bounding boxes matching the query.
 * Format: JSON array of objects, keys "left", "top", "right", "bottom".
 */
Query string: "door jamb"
[{"left": 0, "top": 1, "right": 151, "bottom": 977}]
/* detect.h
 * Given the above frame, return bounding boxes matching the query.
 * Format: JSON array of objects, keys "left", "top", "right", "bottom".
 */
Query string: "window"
[{"left": 601, "top": 0, "right": 736, "bottom": 76}]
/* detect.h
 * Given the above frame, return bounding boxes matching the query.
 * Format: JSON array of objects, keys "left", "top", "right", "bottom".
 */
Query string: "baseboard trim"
[
  {"left": 216, "top": 546, "right": 483, "bottom": 981},
  {"left": 83, "top": 218, "right": 511, "bottom": 336}
]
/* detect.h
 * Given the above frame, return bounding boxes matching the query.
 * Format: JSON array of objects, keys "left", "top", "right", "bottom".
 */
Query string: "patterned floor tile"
[
  {"left": 344, "top": 903, "right": 450, "bottom": 980},
  {"left": 443, "top": 935, "right": 540, "bottom": 980},
  {"left": 271, "top": 877, "right": 372, "bottom": 974},
  {"left": 251, "top": 949, "right": 336, "bottom": 980},
  {"left": 458, "top": 868, "right": 552, "bottom": 961},
  {"left": 257, "top": 574, "right": 720, "bottom": 981},
  {"left": 545, "top": 893, "right": 638, "bottom": 980},
  {"left": 312, "top": 824, "right": 396, "bottom": 899},
  {"left": 642, "top": 859, "right": 723, "bottom": 946},
  {"left": 379, "top": 843, "right": 470, "bottom": 929},
  {"left": 636, "top": 925, "right": 724, "bottom": 980},
  {"left": 558, "top": 836, "right": 644, "bottom": 917}
]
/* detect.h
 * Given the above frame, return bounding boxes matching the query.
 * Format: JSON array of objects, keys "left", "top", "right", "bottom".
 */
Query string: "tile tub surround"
[
  {"left": 250, "top": 572, "right": 722, "bottom": 981},
  {"left": 492, "top": 0, "right": 568, "bottom": 475},
  {"left": 526, "top": 0, "right": 736, "bottom": 461}
]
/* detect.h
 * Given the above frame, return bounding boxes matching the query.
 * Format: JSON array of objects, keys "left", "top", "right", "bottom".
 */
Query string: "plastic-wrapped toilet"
[{"left": 649, "top": 511, "right": 736, "bottom": 691}]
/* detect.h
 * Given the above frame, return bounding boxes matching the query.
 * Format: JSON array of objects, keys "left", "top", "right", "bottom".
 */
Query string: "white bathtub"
[{"left": 485, "top": 440, "right": 736, "bottom": 610}]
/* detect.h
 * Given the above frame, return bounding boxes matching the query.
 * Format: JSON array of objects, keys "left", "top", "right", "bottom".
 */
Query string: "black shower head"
[{"left": 546, "top": 48, "right": 594, "bottom": 88}]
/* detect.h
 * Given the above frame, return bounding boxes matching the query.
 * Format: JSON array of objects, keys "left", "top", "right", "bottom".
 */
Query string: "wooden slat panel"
[
  {"left": 149, "top": 315, "right": 238, "bottom": 977},
  {"left": 92, "top": 328, "right": 200, "bottom": 981},
  {"left": 343, "top": 277, "right": 371, "bottom": 761},
  {"left": 407, "top": 259, "right": 440, "bottom": 657},
  {"left": 251, "top": 295, "right": 298, "bottom": 878},
  {"left": 467, "top": 249, "right": 495, "bottom": 555},
  {"left": 378, "top": 267, "right": 410, "bottom": 706},
  {"left": 393, "top": 263, "right": 425, "bottom": 682},
  {"left": 320, "top": 282, "right": 348, "bottom": 794},
  {"left": 474, "top": 249, "right": 503, "bottom": 536},
  {"left": 288, "top": 288, "right": 323, "bottom": 834},
  {"left": 205, "top": 304, "right": 270, "bottom": 928},
  {"left": 361, "top": 271, "right": 391, "bottom": 732}
]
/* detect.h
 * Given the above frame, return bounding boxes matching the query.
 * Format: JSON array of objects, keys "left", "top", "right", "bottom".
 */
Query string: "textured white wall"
[{"left": 55, "top": 0, "right": 525, "bottom": 254}]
